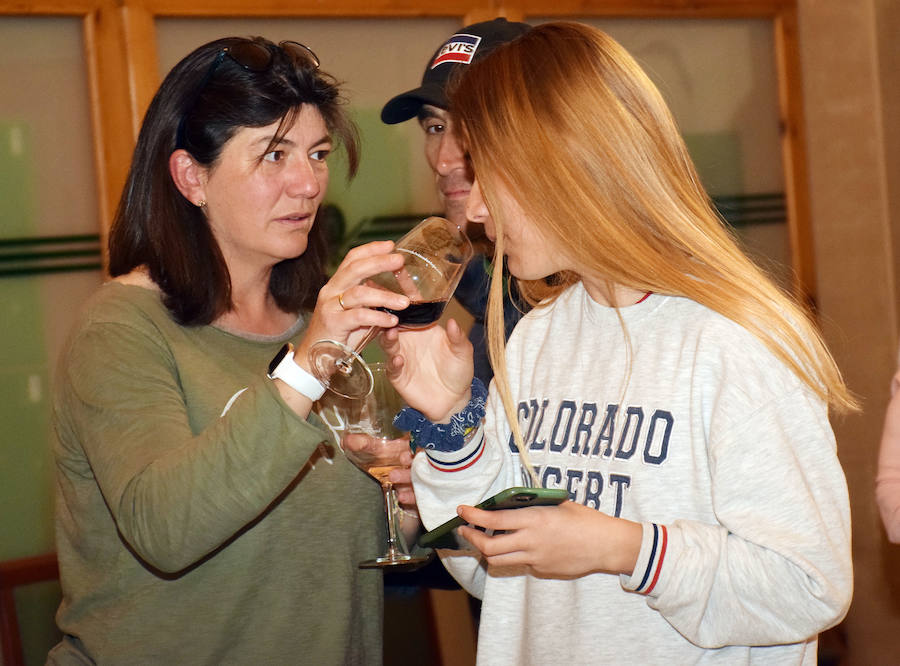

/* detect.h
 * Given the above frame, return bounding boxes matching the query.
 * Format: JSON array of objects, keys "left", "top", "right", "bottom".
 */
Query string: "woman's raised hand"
[
  {"left": 380, "top": 318, "right": 474, "bottom": 423},
  {"left": 294, "top": 241, "right": 408, "bottom": 367}
]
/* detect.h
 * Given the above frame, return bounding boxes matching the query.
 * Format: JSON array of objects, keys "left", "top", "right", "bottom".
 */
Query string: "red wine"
[{"left": 380, "top": 300, "right": 446, "bottom": 327}]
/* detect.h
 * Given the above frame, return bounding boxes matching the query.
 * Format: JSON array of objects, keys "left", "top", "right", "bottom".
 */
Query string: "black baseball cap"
[{"left": 381, "top": 18, "right": 531, "bottom": 124}]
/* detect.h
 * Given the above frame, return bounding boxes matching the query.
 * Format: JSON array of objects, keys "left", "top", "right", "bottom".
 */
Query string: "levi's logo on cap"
[{"left": 430, "top": 33, "right": 482, "bottom": 69}]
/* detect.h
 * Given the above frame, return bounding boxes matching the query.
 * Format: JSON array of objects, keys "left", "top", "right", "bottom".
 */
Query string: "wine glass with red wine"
[{"left": 308, "top": 216, "right": 473, "bottom": 399}]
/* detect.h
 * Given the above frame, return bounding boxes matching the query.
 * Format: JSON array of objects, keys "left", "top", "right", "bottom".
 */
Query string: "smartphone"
[{"left": 418, "top": 486, "right": 569, "bottom": 549}]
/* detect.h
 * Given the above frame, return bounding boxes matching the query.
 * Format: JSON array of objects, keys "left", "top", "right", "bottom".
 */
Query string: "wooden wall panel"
[
  {"left": 84, "top": 4, "right": 133, "bottom": 254},
  {"left": 521, "top": 0, "right": 790, "bottom": 18},
  {"left": 0, "top": 1, "right": 810, "bottom": 299},
  {"left": 773, "top": 5, "right": 815, "bottom": 306}
]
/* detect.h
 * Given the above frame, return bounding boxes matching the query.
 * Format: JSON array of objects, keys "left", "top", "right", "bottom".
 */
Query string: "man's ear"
[{"left": 169, "top": 149, "right": 207, "bottom": 206}]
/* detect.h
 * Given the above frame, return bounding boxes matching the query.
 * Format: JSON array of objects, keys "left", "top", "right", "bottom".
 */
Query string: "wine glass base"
[
  {"left": 358, "top": 553, "right": 432, "bottom": 570},
  {"left": 308, "top": 340, "right": 374, "bottom": 399}
]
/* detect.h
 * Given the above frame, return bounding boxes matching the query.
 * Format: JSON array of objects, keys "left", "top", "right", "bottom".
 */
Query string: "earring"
[{"left": 196, "top": 200, "right": 207, "bottom": 208}]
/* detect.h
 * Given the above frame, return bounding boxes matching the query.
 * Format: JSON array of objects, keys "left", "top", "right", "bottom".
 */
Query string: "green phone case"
[{"left": 418, "top": 486, "right": 569, "bottom": 549}]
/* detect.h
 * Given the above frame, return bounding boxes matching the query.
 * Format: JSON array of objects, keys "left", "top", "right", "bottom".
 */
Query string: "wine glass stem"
[
  {"left": 336, "top": 326, "right": 382, "bottom": 375},
  {"left": 381, "top": 483, "right": 404, "bottom": 558}
]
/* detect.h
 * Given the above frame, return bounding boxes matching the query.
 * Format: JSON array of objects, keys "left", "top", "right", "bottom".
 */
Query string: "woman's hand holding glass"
[
  {"left": 308, "top": 216, "right": 473, "bottom": 399},
  {"left": 320, "top": 363, "right": 429, "bottom": 569},
  {"left": 293, "top": 241, "right": 408, "bottom": 375}
]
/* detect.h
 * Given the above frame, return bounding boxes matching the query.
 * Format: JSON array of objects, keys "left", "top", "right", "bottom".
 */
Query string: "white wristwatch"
[{"left": 267, "top": 343, "right": 326, "bottom": 401}]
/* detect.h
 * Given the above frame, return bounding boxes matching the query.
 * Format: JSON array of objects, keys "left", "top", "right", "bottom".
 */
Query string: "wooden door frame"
[{"left": 0, "top": 0, "right": 813, "bottom": 303}]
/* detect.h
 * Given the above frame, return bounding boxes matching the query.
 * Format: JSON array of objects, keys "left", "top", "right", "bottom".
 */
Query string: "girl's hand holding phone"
[{"left": 456, "top": 501, "right": 644, "bottom": 579}]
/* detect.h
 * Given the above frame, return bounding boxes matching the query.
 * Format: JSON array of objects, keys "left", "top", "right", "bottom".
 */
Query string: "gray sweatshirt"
[{"left": 413, "top": 285, "right": 852, "bottom": 665}]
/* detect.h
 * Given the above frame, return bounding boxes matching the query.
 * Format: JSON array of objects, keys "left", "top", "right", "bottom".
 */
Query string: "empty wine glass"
[
  {"left": 309, "top": 216, "right": 473, "bottom": 399},
  {"left": 319, "top": 363, "right": 431, "bottom": 569}
]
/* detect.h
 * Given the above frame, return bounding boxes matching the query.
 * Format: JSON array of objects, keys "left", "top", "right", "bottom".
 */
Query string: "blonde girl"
[{"left": 383, "top": 21, "right": 853, "bottom": 665}]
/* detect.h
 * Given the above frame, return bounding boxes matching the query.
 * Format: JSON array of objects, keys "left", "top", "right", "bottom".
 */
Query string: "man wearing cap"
[{"left": 381, "top": 17, "right": 531, "bottom": 385}]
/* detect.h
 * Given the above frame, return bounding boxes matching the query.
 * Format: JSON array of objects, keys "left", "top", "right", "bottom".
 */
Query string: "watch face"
[{"left": 268, "top": 343, "right": 291, "bottom": 376}]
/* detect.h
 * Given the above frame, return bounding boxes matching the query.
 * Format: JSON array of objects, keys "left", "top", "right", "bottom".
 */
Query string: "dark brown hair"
[{"left": 108, "top": 36, "right": 359, "bottom": 325}]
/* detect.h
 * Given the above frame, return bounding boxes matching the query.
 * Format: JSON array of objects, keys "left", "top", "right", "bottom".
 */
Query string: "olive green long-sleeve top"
[{"left": 49, "top": 282, "right": 384, "bottom": 665}]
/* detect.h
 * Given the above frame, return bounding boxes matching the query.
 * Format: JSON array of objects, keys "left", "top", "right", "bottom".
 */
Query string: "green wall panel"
[{"left": 1, "top": 118, "right": 61, "bottom": 665}]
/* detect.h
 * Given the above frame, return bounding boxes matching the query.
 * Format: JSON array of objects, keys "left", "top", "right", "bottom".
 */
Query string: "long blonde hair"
[{"left": 450, "top": 22, "right": 856, "bottom": 481}]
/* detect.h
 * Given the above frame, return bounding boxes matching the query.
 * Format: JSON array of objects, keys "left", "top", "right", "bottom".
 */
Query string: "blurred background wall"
[
  {"left": 0, "top": 1, "right": 897, "bottom": 664},
  {"left": 798, "top": 1, "right": 900, "bottom": 663}
]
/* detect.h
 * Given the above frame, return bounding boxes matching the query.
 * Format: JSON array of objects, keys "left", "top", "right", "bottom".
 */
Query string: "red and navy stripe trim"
[
  {"left": 636, "top": 523, "right": 667, "bottom": 594},
  {"left": 426, "top": 431, "right": 486, "bottom": 472}
]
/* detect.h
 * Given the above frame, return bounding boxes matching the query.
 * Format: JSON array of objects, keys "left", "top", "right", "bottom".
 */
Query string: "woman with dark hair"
[{"left": 49, "top": 37, "right": 410, "bottom": 664}]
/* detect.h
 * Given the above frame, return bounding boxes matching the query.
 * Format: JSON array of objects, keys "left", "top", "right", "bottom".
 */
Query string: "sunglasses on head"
[{"left": 175, "top": 39, "right": 320, "bottom": 149}]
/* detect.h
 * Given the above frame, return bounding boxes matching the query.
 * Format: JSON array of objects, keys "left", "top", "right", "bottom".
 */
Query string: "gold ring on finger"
[{"left": 338, "top": 292, "right": 348, "bottom": 310}]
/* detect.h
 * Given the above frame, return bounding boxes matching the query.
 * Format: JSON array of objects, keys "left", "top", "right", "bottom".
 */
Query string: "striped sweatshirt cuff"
[
  {"left": 621, "top": 522, "right": 668, "bottom": 596},
  {"left": 423, "top": 426, "right": 486, "bottom": 473}
]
